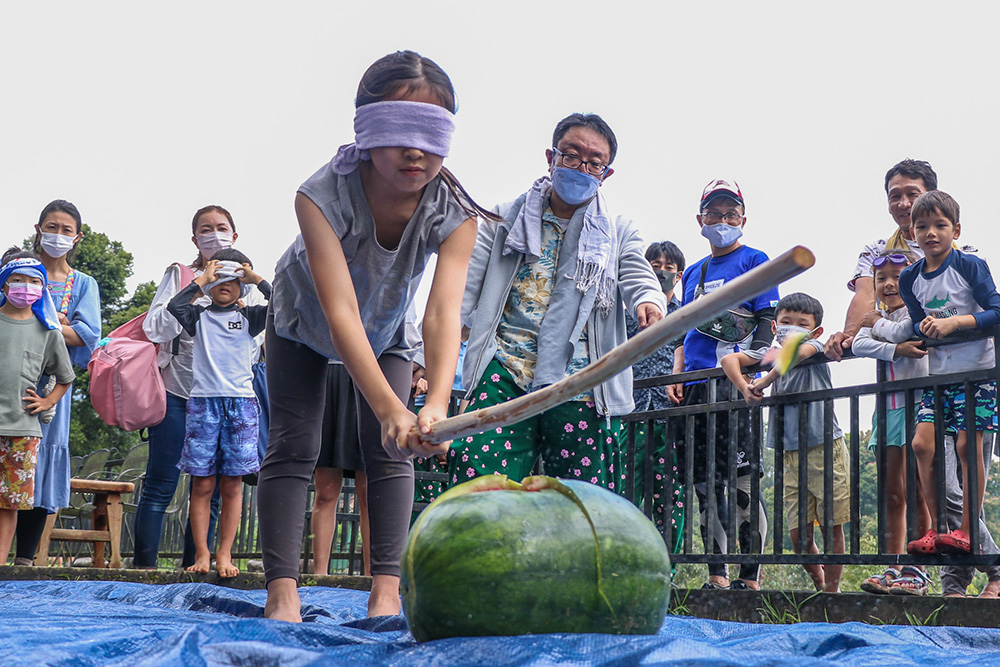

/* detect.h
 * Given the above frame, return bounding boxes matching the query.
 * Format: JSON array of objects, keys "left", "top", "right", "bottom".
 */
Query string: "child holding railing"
[{"left": 851, "top": 250, "right": 932, "bottom": 594}]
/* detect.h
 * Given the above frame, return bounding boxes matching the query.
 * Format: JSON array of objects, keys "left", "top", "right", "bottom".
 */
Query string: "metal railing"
[{"left": 622, "top": 328, "right": 1000, "bottom": 569}]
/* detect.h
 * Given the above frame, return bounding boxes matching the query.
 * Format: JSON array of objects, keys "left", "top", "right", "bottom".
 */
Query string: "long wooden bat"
[{"left": 420, "top": 245, "right": 815, "bottom": 445}]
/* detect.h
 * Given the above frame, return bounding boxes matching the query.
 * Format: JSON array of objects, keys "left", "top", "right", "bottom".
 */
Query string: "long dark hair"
[
  {"left": 33, "top": 199, "right": 82, "bottom": 263},
  {"left": 356, "top": 51, "right": 501, "bottom": 223}
]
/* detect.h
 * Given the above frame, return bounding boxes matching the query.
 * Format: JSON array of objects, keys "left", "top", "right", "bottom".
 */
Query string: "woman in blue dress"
[{"left": 14, "top": 200, "right": 102, "bottom": 565}]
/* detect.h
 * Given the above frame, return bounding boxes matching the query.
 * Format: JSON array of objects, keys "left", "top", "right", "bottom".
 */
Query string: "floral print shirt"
[{"left": 495, "top": 209, "right": 592, "bottom": 399}]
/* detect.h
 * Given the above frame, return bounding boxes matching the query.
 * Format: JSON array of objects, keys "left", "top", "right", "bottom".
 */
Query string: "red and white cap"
[{"left": 700, "top": 178, "right": 744, "bottom": 209}]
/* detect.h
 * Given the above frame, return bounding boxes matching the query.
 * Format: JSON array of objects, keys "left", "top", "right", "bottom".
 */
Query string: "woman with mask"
[
  {"left": 132, "top": 205, "right": 263, "bottom": 569},
  {"left": 450, "top": 113, "right": 665, "bottom": 493},
  {"left": 13, "top": 200, "right": 102, "bottom": 566}
]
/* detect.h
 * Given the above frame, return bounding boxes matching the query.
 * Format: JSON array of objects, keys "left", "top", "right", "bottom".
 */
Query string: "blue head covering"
[{"left": 0, "top": 257, "right": 62, "bottom": 330}]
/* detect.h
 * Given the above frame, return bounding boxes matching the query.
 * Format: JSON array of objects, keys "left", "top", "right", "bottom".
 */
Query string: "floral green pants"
[
  {"left": 627, "top": 421, "right": 685, "bottom": 553},
  {"left": 448, "top": 359, "right": 625, "bottom": 492}
]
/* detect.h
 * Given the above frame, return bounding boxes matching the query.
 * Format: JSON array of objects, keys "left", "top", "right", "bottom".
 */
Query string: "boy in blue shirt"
[{"left": 898, "top": 190, "right": 1000, "bottom": 555}]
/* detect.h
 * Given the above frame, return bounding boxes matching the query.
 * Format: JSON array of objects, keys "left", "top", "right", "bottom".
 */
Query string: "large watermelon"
[{"left": 401, "top": 475, "right": 671, "bottom": 642}]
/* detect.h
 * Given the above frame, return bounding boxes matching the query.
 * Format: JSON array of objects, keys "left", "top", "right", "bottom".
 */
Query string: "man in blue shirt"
[{"left": 666, "top": 179, "right": 778, "bottom": 590}]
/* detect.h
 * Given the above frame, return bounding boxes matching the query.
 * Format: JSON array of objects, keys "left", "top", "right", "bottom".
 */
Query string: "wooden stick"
[{"left": 421, "top": 245, "right": 815, "bottom": 445}]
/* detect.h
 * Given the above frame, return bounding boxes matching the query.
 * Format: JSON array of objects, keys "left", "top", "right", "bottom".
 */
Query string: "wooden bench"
[{"left": 35, "top": 478, "right": 135, "bottom": 568}]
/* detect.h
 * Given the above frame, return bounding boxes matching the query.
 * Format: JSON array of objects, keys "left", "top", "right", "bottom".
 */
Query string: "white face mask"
[
  {"left": 196, "top": 231, "right": 234, "bottom": 259},
  {"left": 775, "top": 324, "right": 811, "bottom": 345},
  {"left": 40, "top": 232, "right": 77, "bottom": 258}
]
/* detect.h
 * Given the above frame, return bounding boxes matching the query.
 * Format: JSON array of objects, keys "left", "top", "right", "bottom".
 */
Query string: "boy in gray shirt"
[{"left": 721, "top": 292, "right": 848, "bottom": 593}]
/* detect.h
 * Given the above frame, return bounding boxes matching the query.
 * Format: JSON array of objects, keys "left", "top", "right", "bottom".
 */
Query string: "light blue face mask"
[
  {"left": 700, "top": 221, "right": 743, "bottom": 248},
  {"left": 551, "top": 166, "right": 601, "bottom": 205}
]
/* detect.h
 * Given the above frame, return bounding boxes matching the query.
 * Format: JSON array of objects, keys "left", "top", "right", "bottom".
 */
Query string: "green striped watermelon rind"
[{"left": 401, "top": 475, "right": 671, "bottom": 642}]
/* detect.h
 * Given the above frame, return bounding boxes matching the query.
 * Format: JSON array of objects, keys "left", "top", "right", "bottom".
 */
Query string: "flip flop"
[
  {"left": 907, "top": 529, "right": 938, "bottom": 555},
  {"left": 936, "top": 529, "right": 971, "bottom": 554},
  {"left": 861, "top": 567, "right": 901, "bottom": 594}
]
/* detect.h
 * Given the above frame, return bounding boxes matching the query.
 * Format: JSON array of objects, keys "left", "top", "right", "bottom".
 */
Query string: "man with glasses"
[
  {"left": 450, "top": 113, "right": 666, "bottom": 492},
  {"left": 665, "top": 179, "right": 776, "bottom": 590}
]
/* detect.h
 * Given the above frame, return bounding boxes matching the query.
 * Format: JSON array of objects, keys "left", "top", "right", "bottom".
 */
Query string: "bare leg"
[
  {"left": 310, "top": 467, "right": 344, "bottom": 575},
  {"left": 0, "top": 509, "right": 17, "bottom": 564},
  {"left": 185, "top": 475, "right": 216, "bottom": 573},
  {"left": 955, "top": 431, "right": 986, "bottom": 535},
  {"left": 356, "top": 471, "right": 370, "bottom": 576},
  {"left": 265, "top": 577, "right": 302, "bottom": 622},
  {"left": 368, "top": 573, "right": 401, "bottom": 616},
  {"left": 911, "top": 423, "right": 938, "bottom": 527},
  {"left": 214, "top": 475, "right": 243, "bottom": 578},
  {"left": 823, "top": 525, "right": 845, "bottom": 593},
  {"left": 885, "top": 447, "right": 907, "bottom": 554},
  {"left": 791, "top": 526, "right": 824, "bottom": 591}
]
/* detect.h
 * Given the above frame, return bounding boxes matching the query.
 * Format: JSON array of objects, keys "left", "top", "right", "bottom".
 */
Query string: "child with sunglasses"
[{"left": 852, "top": 250, "right": 933, "bottom": 594}]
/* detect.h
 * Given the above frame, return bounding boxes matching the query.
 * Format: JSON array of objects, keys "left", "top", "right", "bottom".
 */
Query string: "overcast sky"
[{"left": 3, "top": 1, "right": 999, "bottom": 411}]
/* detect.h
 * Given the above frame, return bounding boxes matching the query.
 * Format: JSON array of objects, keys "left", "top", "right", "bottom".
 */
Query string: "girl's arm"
[
  {"left": 415, "top": 217, "right": 477, "bottom": 456},
  {"left": 851, "top": 326, "right": 898, "bottom": 361},
  {"left": 296, "top": 193, "right": 420, "bottom": 460},
  {"left": 65, "top": 274, "right": 102, "bottom": 363}
]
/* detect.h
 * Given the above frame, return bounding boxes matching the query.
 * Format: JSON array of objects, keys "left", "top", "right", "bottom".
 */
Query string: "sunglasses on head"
[{"left": 872, "top": 253, "right": 909, "bottom": 269}]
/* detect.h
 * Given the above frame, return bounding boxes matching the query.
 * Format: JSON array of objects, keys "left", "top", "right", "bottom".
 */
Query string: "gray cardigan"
[{"left": 461, "top": 192, "right": 667, "bottom": 417}]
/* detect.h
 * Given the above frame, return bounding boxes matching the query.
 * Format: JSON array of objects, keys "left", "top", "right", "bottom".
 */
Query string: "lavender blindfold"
[{"left": 330, "top": 100, "right": 455, "bottom": 175}]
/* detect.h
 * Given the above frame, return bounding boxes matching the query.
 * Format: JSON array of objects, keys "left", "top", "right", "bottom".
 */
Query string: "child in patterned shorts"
[
  {"left": 0, "top": 249, "right": 74, "bottom": 564},
  {"left": 898, "top": 191, "right": 1000, "bottom": 556},
  {"left": 167, "top": 249, "right": 269, "bottom": 577}
]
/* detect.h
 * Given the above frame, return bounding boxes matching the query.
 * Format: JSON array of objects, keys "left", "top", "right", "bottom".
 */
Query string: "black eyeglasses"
[
  {"left": 700, "top": 212, "right": 743, "bottom": 224},
  {"left": 552, "top": 148, "right": 609, "bottom": 176},
  {"left": 872, "top": 253, "right": 910, "bottom": 269}
]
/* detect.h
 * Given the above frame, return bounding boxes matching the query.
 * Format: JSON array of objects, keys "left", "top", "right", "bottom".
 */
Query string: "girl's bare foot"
[
  {"left": 215, "top": 553, "right": 240, "bottom": 579},
  {"left": 979, "top": 579, "right": 1000, "bottom": 599},
  {"left": 368, "top": 574, "right": 402, "bottom": 617},
  {"left": 265, "top": 578, "right": 302, "bottom": 623},
  {"left": 185, "top": 556, "right": 211, "bottom": 574}
]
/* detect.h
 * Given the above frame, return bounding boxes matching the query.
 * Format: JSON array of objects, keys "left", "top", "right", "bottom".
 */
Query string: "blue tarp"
[{"left": 3, "top": 580, "right": 1000, "bottom": 666}]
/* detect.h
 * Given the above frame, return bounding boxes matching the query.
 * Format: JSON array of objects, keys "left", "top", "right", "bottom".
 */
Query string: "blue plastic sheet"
[{"left": 3, "top": 580, "right": 1000, "bottom": 666}]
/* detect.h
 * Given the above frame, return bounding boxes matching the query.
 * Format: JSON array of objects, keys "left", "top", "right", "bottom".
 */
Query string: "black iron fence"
[
  {"left": 45, "top": 331, "right": 1000, "bottom": 575},
  {"left": 623, "top": 328, "right": 1000, "bottom": 570}
]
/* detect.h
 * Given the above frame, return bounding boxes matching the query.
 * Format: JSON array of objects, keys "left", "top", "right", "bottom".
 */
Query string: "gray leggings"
[{"left": 258, "top": 318, "right": 414, "bottom": 582}]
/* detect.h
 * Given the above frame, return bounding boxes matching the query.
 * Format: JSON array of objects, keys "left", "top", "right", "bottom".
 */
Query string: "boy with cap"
[
  {"left": 166, "top": 249, "right": 270, "bottom": 578},
  {"left": 665, "top": 179, "right": 779, "bottom": 590}
]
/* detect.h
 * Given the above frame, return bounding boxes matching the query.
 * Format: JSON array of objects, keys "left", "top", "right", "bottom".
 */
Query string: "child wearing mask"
[{"left": 0, "top": 249, "right": 74, "bottom": 564}]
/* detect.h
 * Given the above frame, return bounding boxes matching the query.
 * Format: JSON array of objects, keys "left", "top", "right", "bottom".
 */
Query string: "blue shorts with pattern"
[
  {"left": 179, "top": 396, "right": 261, "bottom": 477},
  {"left": 917, "top": 382, "right": 998, "bottom": 433}
]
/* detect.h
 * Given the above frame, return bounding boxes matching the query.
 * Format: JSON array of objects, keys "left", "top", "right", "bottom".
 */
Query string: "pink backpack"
[{"left": 89, "top": 264, "right": 193, "bottom": 431}]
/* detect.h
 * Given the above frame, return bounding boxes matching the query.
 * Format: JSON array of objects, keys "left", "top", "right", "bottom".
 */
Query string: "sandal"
[
  {"left": 907, "top": 529, "right": 938, "bottom": 555},
  {"left": 701, "top": 581, "right": 727, "bottom": 590},
  {"left": 861, "top": 567, "right": 901, "bottom": 594},
  {"left": 936, "top": 529, "right": 971, "bottom": 554},
  {"left": 889, "top": 566, "right": 930, "bottom": 596},
  {"left": 729, "top": 579, "right": 757, "bottom": 590}
]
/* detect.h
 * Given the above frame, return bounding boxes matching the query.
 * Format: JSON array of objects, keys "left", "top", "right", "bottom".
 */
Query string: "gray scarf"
[{"left": 503, "top": 176, "right": 618, "bottom": 316}]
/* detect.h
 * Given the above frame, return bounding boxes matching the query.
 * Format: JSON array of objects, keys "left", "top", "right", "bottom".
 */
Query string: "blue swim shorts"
[
  {"left": 917, "top": 382, "right": 997, "bottom": 433},
  {"left": 179, "top": 396, "right": 261, "bottom": 477}
]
